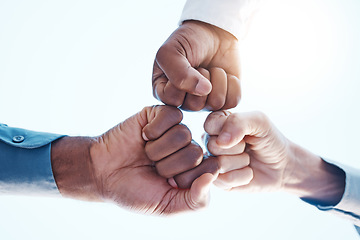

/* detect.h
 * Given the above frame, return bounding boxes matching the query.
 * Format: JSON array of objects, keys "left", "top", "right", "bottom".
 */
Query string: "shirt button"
[{"left": 12, "top": 135, "right": 25, "bottom": 143}]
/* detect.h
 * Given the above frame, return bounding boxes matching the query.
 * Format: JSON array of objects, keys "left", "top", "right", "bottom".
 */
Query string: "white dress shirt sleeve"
[{"left": 179, "top": 0, "right": 263, "bottom": 40}]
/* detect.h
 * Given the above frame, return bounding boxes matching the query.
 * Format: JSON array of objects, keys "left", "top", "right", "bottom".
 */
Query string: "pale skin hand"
[
  {"left": 203, "top": 111, "right": 345, "bottom": 206},
  {"left": 153, "top": 20, "right": 241, "bottom": 111},
  {"left": 51, "top": 105, "right": 215, "bottom": 215}
]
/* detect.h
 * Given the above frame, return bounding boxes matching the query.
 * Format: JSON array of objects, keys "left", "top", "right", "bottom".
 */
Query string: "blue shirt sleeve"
[
  {"left": 0, "top": 123, "right": 65, "bottom": 195},
  {"left": 302, "top": 158, "right": 360, "bottom": 232}
]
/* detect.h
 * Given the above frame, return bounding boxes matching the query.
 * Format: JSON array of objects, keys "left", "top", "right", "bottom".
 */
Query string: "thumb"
[
  {"left": 155, "top": 43, "right": 212, "bottom": 96},
  {"left": 187, "top": 173, "right": 216, "bottom": 210},
  {"left": 216, "top": 111, "right": 270, "bottom": 148}
]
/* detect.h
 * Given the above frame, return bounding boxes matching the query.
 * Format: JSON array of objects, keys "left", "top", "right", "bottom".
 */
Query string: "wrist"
[
  {"left": 181, "top": 20, "right": 237, "bottom": 54},
  {"left": 51, "top": 136, "right": 102, "bottom": 201},
  {"left": 283, "top": 142, "right": 345, "bottom": 206}
]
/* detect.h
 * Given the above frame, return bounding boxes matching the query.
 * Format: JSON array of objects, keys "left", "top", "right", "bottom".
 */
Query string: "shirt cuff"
[
  {"left": 179, "top": 0, "right": 263, "bottom": 40},
  {"left": 0, "top": 124, "right": 65, "bottom": 196},
  {"left": 307, "top": 158, "right": 360, "bottom": 227}
]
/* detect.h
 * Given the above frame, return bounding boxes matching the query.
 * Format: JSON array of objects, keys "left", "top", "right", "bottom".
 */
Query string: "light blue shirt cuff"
[{"left": 0, "top": 124, "right": 65, "bottom": 196}]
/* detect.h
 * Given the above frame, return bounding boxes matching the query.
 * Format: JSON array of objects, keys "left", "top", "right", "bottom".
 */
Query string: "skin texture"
[
  {"left": 152, "top": 20, "right": 241, "bottom": 111},
  {"left": 173, "top": 156, "right": 220, "bottom": 189},
  {"left": 51, "top": 105, "right": 215, "bottom": 216},
  {"left": 202, "top": 111, "right": 346, "bottom": 206}
]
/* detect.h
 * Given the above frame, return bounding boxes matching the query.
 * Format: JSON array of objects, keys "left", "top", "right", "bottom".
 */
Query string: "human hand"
[
  {"left": 142, "top": 110, "right": 220, "bottom": 190},
  {"left": 51, "top": 105, "right": 215, "bottom": 215},
  {"left": 202, "top": 111, "right": 345, "bottom": 205},
  {"left": 203, "top": 111, "right": 289, "bottom": 192},
  {"left": 153, "top": 20, "right": 241, "bottom": 111}
]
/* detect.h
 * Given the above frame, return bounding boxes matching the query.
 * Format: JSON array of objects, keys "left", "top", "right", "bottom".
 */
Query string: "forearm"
[
  {"left": 51, "top": 136, "right": 101, "bottom": 201},
  {"left": 283, "top": 141, "right": 345, "bottom": 206}
]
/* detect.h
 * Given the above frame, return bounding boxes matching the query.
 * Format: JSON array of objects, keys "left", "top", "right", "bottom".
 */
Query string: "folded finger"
[
  {"left": 153, "top": 75, "right": 186, "bottom": 107},
  {"left": 205, "top": 67, "right": 227, "bottom": 111},
  {"left": 180, "top": 68, "right": 210, "bottom": 111},
  {"left": 222, "top": 74, "right": 241, "bottom": 110},
  {"left": 145, "top": 124, "right": 191, "bottom": 161},
  {"left": 203, "top": 111, "right": 231, "bottom": 135},
  {"left": 217, "top": 153, "right": 250, "bottom": 173},
  {"left": 173, "top": 156, "right": 220, "bottom": 189},
  {"left": 155, "top": 44, "right": 212, "bottom": 96},
  {"left": 155, "top": 141, "right": 203, "bottom": 178},
  {"left": 213, "top": 167, "right": 253, "bottom": 190},
  {"left": 205, "top": 135, "right": 245, "bottom": 156}
]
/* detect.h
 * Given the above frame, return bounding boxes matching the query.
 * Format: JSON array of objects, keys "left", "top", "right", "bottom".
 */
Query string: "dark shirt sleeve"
[
  {"left": 302, "top": 158, "right": 360, "bottom": 234},
  {"left": 0, "top": 123, "right": 65, "bottom": 195}
]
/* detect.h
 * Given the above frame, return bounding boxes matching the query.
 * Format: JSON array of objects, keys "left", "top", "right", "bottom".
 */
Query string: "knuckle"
[
  {"left": 174, "top": 125, "right": 192, "bottom": 144},
  {"left": 224, "top": 93, "right": 241, "bottom": 110},
  {"left": 166, "top": 97, "right": 184, "bottom": 107},
  {"left": 186, "top": 144, "right": 203, "bottom": 168},
  {"left": 155, "top": 43, "right": 171, "bottom": 61},
  {"left": 169, "top": 124, "right": 192, "bottom": 147},
  {"left": 182, "top": 97, "right": 206, "bottom": 111},
  {"left": 163, "top": 105, "right": 183, "bottom": 123},
  {"left": 229, "top": 113, "right": 242, "bottom": 125},
  {"left": 203, "top": 118, "right": 212, "bottom": 133},
  {"left": 254, "top": 111, "right": 268, "bottom": 121},
  {"left": 207, "top": 139, "right": 219, "bottom": 155},
  {"left": 206, "top": 96, "right": 226, "bottom": 111},
  {"left": 197, "top": 68, "right": 210, "bottom": 79},
  {"left": 144, "top": 143, "right": 160, "bottom": 162},
  {"left": 203, "top": 112, "right": 223, "bottom": 134},
  {"left": 155, "top": 163, "right": 171, "bottom": 179},
  {"left": 161, "top": 86, "right": 185, "bottom": 107},
  {"left": 205, "top": 156, "right": 221, "bottom": 175}
]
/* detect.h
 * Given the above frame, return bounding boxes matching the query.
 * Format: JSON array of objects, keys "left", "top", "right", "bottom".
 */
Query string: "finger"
[
  {"left": 217, "top": 153, "right": 250, "bottom": 173},
  {"left": 173, "top": 156, "right": 220, "bottom": 189},
  {"left": 213, "top": 167, "right": 253, "bottom": 190},
  {"left": 186, "top": 173, "right": 216, "bottom": 210},
  {"left": 205, "top": 135, "right": 245, "bottom": 156},
  {"left": 142, "top": 105, "right": 183, "bottom": 141},
  {"left": 155, "top": 141, "right": 203, "bottom": 178},
  {"left": 165, "top": 173, "right": 216, "bottom": 214},
  {"left": 181, "top": 94, "right": 207, "bottom": 111},
  {"left": 205, "top": 67, "right": 227, "bottom": 111},
  {"left": 203, "top": 111, "right": 231, "bottom": 135},
  {"left": 222, "top": 74, "right": 241, "bottom": 110},
  {"left": 155, "top": 43, "right": 212, "bottom": 96},
  {"left": 145, "top": 124, "right": 192, "bottom": 161},
  {"left": 216, "top": 111, "right": 270, "bottom": 148},
  {"left": 153, "top": 75, "right": 186, "bottom": 107},
  {"left": 180, "top": 68, "right": 209, "bottom": 111}
]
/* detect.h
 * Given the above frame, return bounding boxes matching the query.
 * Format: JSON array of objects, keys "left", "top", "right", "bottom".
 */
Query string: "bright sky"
[{"left": 1, "top": 0, "right": 360, "bottom": 239}]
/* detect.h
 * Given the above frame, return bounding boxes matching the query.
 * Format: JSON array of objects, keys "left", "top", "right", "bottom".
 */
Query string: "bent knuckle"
[
  {"left": 163, "top": 106, "right": 183, "bottom": 123},
  {"left": 155, "top": 163, "right": 171, "bottom": 179},
  {"left": 185, "top": 144, "right": 203, "bottom": 168},
  {"left": 173, "top": 125, "right": 192, "bottom": 145},
  {"left": 207, "top": 96, "right": 226, "bottom": 111}
]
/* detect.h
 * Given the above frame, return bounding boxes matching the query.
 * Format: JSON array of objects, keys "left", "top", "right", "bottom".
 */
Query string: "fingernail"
[
  {"left": 195, "top": 79, "right": 212, "bottom": 96},
  {"left": 168, "top": 178, "right": 178, "bottom": 189},
  {"left": 217, "top": 132, "right": 231, "bottom": 146},
  {"left": 142, "top": 132, "right": 149, "bottom": 141}
]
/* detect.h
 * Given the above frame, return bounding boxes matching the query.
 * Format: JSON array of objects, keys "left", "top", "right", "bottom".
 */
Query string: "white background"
[{"left": 1, "top": 0, "right": 360, "bottom": 239}]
